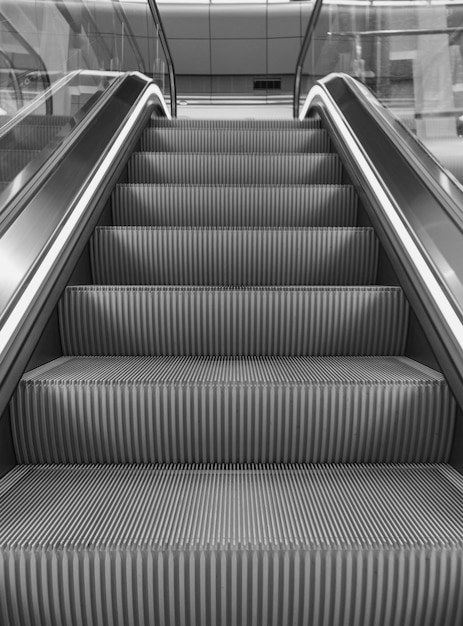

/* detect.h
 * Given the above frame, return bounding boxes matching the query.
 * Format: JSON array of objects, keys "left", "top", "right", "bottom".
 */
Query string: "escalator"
[
  {"left": 0, "top": 114, "right": 70, "bottom": 190},
  {"left": 1, "top": 82, "right": 463, "bottom": 624}
]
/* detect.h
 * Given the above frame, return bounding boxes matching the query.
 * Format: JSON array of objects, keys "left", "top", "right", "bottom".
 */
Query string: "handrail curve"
[
  {"left": 293, "top": 0, "right": 323, "bottom": 119},
  {"left": 146, "top": 0, "right": 177, "bottom": 117},
  {"left": 300, "top": 73, "right": 463, "bottom": 415}
]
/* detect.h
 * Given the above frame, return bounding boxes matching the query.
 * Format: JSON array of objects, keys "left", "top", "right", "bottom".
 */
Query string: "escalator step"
[
  {"left": 140, "top": 129, "right": 331, "bottom": 153},
  {"left": 11, "top": 356, "right": 455, "bottom": 464},
  {"left": 1, "top": 463, "right": 463, "bottom": 626},
  {"left": 59, "top": 286, "right": 408, "bottom": 357},
  {"left": 128, "top": 153, "right": 343, "bottom": 184},
  {"left": 149, "top": 118, "right": 321, "bottom": 129},
  {"left": 91, "top": 227, "right": 378, "bottom": 286},
  {"left": 112, "top": 184, "right": 358, "bottom": 227}
]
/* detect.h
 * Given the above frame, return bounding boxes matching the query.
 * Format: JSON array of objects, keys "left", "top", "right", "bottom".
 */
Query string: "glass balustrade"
[
  {"left": 298, "top": 0, "right": 463, "bottom": 180},
  {"left": 0, "top": 0, "right": 172, "bottom": 205}
]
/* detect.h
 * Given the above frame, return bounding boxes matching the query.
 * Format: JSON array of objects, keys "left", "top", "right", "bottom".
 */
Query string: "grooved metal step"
[
  {"left": 5, "top": 111, "right": 456, "bottom": 625},
  {"left": 112, "top": 184, "right": 358, "bottom": 227},
  {"left": 149, "top": 118, "right": 322, "bottom": 129},
  {"left": 1, "top": 463, "right": 463, "bottom": 626},
  {"left": 91, "top": 227, "right": 378, "bottom": 286},
  {"left": 128, "top": 153, "right": 343, "bottom": 185},
  {"left": 11, "top": 356, "right": 455, "bottom": 464},
  {"left": 59, "top": 286, "right": 408, "bottom": 357},
  {"left": 140, "top": 128, "right": 331, "bottom": 153}
]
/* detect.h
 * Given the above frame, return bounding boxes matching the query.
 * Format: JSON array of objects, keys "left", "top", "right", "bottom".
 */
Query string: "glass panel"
[
  {"left": 0, "top": 0, "right": 170, "bottom": 206},
  {"left": 300, "top": 0, "right": 463, "bottom": 178}
]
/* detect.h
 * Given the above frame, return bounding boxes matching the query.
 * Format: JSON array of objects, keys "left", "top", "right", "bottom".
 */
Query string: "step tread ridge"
[
  {"left": 140, "top": 128, "right": 331, "bottom": 153},
  {"left": 59, "top": 286, "right": 408, "bottom": 357},
  {"left": 128, "top": 153, "right": 342, "bottom": 184},
  {"left": 91, "top": 226, "right": 378, "bottom": 286},
  {"left": 1, "top": 463, "right": 463, "bottom": 549},
  {"left": 112, "top": 183, "right": 358, "bottom": 227}
]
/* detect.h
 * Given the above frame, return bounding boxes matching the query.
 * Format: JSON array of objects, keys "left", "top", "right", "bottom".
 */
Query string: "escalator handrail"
[
  {"left": 0, "top": 72, "right": 170, "bottom": 418},
  {"left": 146, "top": 0, "right": 177, "bottom": 118},
  {"left": 0, "top": 8, "right": 53, "bottom": 115},
  {"left": 333, "top": 25, "right": 463, "bottom": 38},
  {"left": 293, "top": 0, "right": 324, "bottom": 119},
  {"left": 300, "top": 72, "right": 463, "bottom": 411}
]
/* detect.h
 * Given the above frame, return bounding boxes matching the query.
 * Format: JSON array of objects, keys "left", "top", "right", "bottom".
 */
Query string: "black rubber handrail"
[
  {"left": 333, "top": 25, "right": 463, "bottom": 38},
  {"left": 0, "top": 9, "right": 52, "bottom": 115},
  {"left": 0, "top": 73, "right": 169, "bottom": 419},
  {"left": 0, "top": 48, "right": 24, "bottom": 110},
  {"left": 301, "top": 73, "right": 463, "bottom": 429},
  {"left": 293, "top": 0, "right": 323, "bottom": 119},
  {"left": 146, "top": 0, "right": 177, "bottom": 117}
]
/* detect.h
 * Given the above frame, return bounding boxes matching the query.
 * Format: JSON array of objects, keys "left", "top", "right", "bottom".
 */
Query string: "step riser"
[
  {"left": 59, "top": 288, "right": 408, "bottom": 356},
  {"left": 112, "top": 185, "right": 358, "bottom": 227},
  {"left": 91, "top": 228, "right": 378, "bottom": 286},
  {"left": 150, "top": 118, "right": 322, "bottom": 129},
  {"left": 128, "top": 154, "right": 343, "bottom": 185},
  {"left": 12, "top": 379, "right": 454, "bottom": 464},
  {"left": 2, "top": 547, "right": 461, "bottom": 626},
  {"left": 140, "top": 129, "right": 331, "bottom": 153}
]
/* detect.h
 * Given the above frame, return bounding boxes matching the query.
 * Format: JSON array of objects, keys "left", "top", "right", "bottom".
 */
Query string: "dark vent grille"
[{"left": 253, "top": 78, "right": 281, "bottom": 90}]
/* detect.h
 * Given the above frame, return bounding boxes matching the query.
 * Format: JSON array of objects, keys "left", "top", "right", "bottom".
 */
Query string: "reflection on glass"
[
  {"left": 300, "top": 0, "right": 463, "bottom": 180},
  {"left": 0, "top": 0, "right": 170, "bottom": 205}
]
